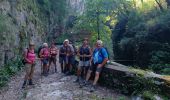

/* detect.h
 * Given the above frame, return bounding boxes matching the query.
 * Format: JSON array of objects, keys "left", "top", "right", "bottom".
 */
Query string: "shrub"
[{"left": 0, "top": 57, "right": 23, "bottom": 88}]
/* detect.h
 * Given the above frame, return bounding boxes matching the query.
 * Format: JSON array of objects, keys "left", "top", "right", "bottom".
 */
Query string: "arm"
[
  {"left": 100, "top": 58, "right": 108, "bottom": 67},
  {"left": 98, "top": 48, "right": 109, "bottom": 67},
  {"left": 40, "top": 49, "right": 44, "bottom": 58}
]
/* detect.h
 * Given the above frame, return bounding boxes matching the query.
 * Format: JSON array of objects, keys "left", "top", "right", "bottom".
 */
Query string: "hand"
[
  {"left": 98, "top": 64, "right": 103, "bottom": 68},
  {"left": 32, "top": 61, "right": 35, "bottom": 64},
  {"left": 66, "top": 54, "right": 69, "bottom": 56}
]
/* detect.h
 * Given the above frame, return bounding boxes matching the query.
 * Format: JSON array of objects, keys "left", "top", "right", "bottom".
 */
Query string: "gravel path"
[{"left": 0, "top": 60, "right": 130, "bottom": 100}]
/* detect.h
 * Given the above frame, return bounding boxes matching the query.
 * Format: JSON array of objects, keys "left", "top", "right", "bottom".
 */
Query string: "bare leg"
[
  {"left": 93, "top": 72, "right": 100, "bottom": 85},
  {"left": 53, "top": 58, "right": 57, "bottom": 72},
  {"left": 69, "top": 64, "right": 72, "bottom": 73},
  {"left": 77, "top": 67, "right": 81, "bottom": 78},
  {"left": 48, "top": 60, "right": 52, "bottom": 73},
  {"left": 85, "top": 70, "right": 92, "bottom": 81},
  {"left": 29, "top": 65, "right": 35, "bottom": 80},
  {"left": 60, "top": 63, "right": 64, "bottom": 73}
]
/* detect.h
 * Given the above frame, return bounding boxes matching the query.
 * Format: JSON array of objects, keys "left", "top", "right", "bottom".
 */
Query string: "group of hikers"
[{"left": 21, "top": 38, "right": 109, "bottom": 92}]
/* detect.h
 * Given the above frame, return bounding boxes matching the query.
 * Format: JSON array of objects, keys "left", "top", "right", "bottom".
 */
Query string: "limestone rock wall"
[{"left": 0, "top": 0, "right": 48, "bottom": 66}]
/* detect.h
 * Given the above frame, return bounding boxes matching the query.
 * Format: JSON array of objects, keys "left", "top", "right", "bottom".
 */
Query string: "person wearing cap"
[
  {"left": 40, "top": 43, "right": 50, "bottom": 76},
  {"left": 80, "top": 40, "right": 108, "bottom": 92},
  {"left": 68, "top": 40, "right": 77, "bottom": 75},
  {"left": 22, "top": 42, "right": 36, "bottom": 88},
  {"left": 63, "top": 39, "right": 74, "bottom": 74},
  {"left": 74, "top": 38, "right": 92, "bottom": 82}
]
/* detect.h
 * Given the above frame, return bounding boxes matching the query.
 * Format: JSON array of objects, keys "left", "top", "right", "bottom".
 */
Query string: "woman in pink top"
[
  {"left": 40, "top": 43, "right": 50, "bottom": 76},
  {"left": 22, "top": 42, "right": 36, "bottom": 88}
]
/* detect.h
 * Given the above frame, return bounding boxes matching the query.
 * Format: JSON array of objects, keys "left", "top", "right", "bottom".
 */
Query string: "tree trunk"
[{"left": 155, "top": 0, "right": 164, "bottom": 11}]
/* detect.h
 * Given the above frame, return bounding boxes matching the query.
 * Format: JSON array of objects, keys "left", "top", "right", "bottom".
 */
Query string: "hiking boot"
[
  {"left": 22, "top": 80, "right": 27, "bottom": 89},
  {"left": 79, "top": 80, "right": 88, "bottom": 88},
  {"left": 44, "top": 73, "right": 48, "bottom": 77},
  {"left": 73, "top": 78, "right": 79, "bottom": 83},
  {"left": 29, "top": 79, "right": 34, "bottom": 85},
  {"left": 55, "top": 68, "right": 57, "bottom": 73},
  {"left": 90, "top": 85, "right": 96, "bottom": 92},
  {"left": 65, "top": 71, "right": 71, "bottom": 76}
]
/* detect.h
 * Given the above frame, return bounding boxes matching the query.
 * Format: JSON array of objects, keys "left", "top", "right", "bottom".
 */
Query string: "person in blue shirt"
[{"left": 80, "top": 40, "right": 109, "bottom": 92}]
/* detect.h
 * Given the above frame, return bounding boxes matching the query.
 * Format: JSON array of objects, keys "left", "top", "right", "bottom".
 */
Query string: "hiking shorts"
[
  {"left": 78, "top": 60, "right": 90, "bottom": 69},
  {"left": 49, "top": 56, "right": 57, "bottom": 63},
  {"left": 69, "top": 56, "right": 75, "bottom": 65},
  {"left": 42, "top": 58, "right": 49, "bottom": 65},
  {"left": 25, "top": 63, "right": 35, "bottom": 75},
  {"left": 59, "top": 56, "right": 65, "bottom": 64},
  {"left": 89, "top": 63, "right": 104, "bottom": 73}
]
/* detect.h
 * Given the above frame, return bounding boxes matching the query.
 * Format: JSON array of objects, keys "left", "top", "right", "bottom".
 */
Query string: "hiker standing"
[
  {"left": 49, "top": 42, "right": 58, "bottom": 73},
  {"left": 40, "top": 43, "right": 50, "bottom": 76},
  {"left": 81, "top": 40, "right": 108, "bottom": 92},
  {"left": 75, "top": 38, "right": 92, "bottom": 82},
  {"left": 37, "top": 43, "right": 45, "bottom": 74},
  {"left": 69, "top": 41, "right": 77, "bottom": 75},
  {"left": 63, "top": 39, "right": 74, "bottom": 75},
  {"left": 59, "top": 42, "right": 66, "bottom": 73},
  {"left": 22, "top": 42, "right": 36, "bottom": 88}
]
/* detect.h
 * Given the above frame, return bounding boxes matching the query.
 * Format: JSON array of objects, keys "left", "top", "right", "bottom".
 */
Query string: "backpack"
[
  {"left": 37, "top": 46, "right": 43, "bottom": 58},
  {"left": 70, "top": 44, "right": 77, "bottom": 55},
  {"left": 94, "top": 47, "right": 109, "bottom": 59},
  {"left": 100, "top": 47, "right": 109, "bottom": 59},
  {"left": 22, "top": 48, "right": 29, "bottom": 65}
]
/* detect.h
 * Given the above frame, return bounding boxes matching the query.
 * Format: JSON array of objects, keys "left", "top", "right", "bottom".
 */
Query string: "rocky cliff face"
[
  {"left": 0, "top": 0, "right": 86, "bottom": 66},
  {"left": 67, "top": 0, "right": 85, "bottom": 15},
  {"left": 0, "top": 0, "right": 48, "bottom": 66}
]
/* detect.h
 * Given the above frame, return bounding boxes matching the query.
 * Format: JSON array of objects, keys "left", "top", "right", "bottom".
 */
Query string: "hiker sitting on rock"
[{"left": 80, "top": 40, "right": 108, "bottom": 92}]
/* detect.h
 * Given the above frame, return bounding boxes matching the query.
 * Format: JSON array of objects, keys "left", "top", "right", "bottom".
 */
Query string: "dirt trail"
[{"left": 0, "top": 60, "right": 129, "bottom": 100}]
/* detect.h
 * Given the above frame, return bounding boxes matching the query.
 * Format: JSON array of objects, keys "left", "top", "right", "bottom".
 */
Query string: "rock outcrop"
[{"left": 0, "top": 0, "right": 53, "bottom": 66}]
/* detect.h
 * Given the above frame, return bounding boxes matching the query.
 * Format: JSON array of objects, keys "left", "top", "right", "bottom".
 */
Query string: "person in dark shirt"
[
  {"left": 81, "top": 40, "right": 108, "bottom": 92},
  {"left": 74, "top": 38, "right": 92, "bottom": 82}
]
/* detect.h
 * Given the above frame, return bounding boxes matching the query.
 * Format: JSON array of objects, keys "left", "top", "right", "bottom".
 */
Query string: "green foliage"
[
  {"left": 54, "top": 33, "right": 71, "bottom": 43},
  {"left": 141, "top": 91, "right": 155, "bottom": 100},
  {"left": 161, "top": 68, "right": 170, "bottom": 75},
  {"left": 118, "top": 96, "right": 126, "bottom": 100},
  {"left": 0, "top": 15, "right": 8, "bottom": 33},
  {"left": 0, "top": 57, "right": 23, "bottom": 88},
  {"left": 70, "top": 0, "right": 114, "bottom": 58}
]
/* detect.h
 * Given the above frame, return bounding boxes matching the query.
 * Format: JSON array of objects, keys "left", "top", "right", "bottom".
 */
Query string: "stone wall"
[{"left": 99, "top": 62, "right": 170, "bottom": 98}]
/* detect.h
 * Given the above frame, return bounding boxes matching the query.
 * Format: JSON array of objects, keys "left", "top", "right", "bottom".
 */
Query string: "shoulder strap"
[
  {"left": 99, "top": 48, "right": 104, "bottom": 57},
  {"left": 26, "top": 48, "right": 29, "bottom": 58}
]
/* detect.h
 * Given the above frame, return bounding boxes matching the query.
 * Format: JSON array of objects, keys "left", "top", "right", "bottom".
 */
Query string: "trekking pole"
[{"left": 83, "top": 54, "right": 85, "bottom": 78}]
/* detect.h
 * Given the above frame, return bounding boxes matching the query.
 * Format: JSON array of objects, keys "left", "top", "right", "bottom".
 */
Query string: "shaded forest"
[
  {"left": 63, "top": 0, "right": 170, "bottom": 75},
  {"left": 0, "top": 0, "right": 170, "bottom": 99}
]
